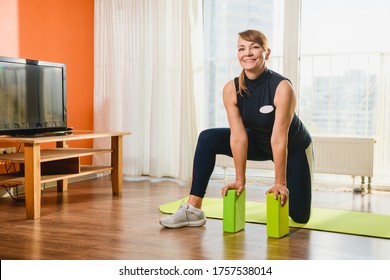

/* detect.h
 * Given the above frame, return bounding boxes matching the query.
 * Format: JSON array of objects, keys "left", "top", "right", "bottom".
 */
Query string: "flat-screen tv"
[{"left": 0, "top": 56, "right": 67, "bottom": 136}]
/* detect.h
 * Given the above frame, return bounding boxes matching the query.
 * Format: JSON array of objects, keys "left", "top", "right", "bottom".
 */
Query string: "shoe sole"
[{"left": 160, "top": 219, "right": 207, "bottom": 229}]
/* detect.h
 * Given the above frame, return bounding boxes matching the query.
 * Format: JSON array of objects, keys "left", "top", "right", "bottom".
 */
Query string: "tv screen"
[{"left": 0, "top": 56, "right": 67, "bottom": 136}]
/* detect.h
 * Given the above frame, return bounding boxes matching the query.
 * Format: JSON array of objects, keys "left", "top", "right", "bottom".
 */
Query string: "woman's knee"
[
  {"left": 199, "top": 128, "right": 228, "bottom": 139},
  {"left": 197, "top": 128, "right": 230, "bottom": 150},
  {"left": 291, "top": 213, "right": 311, "bottom": 224},
  {"left": 290, "top": 204, "right": 311, "bottom": 224},
  {"left": 197, "top": 129, "right": 214, "bottom": 144}
]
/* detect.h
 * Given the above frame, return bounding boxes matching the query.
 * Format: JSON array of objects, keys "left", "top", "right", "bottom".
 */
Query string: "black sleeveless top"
[{"left": 234, "top": 68, "right": 311, "bottom": 155}]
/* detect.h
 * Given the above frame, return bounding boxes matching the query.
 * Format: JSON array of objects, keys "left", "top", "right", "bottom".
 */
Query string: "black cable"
[
  {"left": 1, "top": 183, "right": 46, "bottom": 201},
  {"left": 0, "top": 184, "right": 25, "bottom": 201}
]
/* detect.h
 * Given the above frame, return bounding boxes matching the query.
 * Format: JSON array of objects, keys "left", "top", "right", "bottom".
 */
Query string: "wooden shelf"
[
  {"left": 0, "top": 130, "right": 130, "bottom": 219},
  {"left": 0, "top": 148, "right": 112, "bottom": 163},
  {"left": 0, "top": 165, "right": 113, "bottom": 184}
]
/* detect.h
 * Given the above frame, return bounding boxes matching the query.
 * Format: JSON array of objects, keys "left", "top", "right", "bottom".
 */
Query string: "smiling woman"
[
  {"left": 203, "top": 0, "right": 284, "bottom": 130},
  {"left": 160, "top": 29, "right": 314, "bottom": 229}
]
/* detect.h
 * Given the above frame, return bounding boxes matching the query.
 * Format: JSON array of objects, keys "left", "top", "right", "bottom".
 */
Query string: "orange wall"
[
  {"left": 0, "top": 0, "right": 94, "bottom": 166},
  {"left": 19, "top": 0, "right": 95, "bottom": 139}
]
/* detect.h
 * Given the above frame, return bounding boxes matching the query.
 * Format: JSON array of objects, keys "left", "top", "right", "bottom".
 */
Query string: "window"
[{"left": 299, "top": 0, "right": 390, "bottom": 182}]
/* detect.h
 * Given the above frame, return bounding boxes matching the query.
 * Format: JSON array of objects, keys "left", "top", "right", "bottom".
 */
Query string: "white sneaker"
[{"left": 159, "top": 202, "right": 206, "bottom": 228}]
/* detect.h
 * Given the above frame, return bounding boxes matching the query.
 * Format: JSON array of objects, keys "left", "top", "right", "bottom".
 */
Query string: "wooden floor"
[{"left": 0, "top": 175, "right": 389, "bottom": 260}]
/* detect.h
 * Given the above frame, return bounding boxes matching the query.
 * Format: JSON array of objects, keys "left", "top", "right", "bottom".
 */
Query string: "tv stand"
[{"left": 0, "top": 130, "right": 130, "bottom": 219}]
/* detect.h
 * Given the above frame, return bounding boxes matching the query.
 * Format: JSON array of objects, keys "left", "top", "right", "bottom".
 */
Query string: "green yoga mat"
[{"left": 159, "top": 197, "right": 390, "bottom": 239}]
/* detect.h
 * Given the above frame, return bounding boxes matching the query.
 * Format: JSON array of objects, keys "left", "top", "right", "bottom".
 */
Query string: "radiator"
[{"left": 215, "top": 136, "right": 375, "bottom": 189}]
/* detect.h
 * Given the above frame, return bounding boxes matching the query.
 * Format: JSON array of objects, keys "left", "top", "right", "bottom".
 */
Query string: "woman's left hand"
[
  {"left": 266, "top": 183, "right": 289, "bottom": 206},
  {"left": 221, "top": 179, "right": 246, "bottom": 197}
]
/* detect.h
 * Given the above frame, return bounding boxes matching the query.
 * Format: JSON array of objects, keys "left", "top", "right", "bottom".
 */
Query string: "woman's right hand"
[{"left": 221, "top": 179, "right": 246, "bottom": 197}]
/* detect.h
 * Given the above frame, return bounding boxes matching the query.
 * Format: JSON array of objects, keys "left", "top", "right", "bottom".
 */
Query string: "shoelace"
[{"left": 174, "top": 203, "right": 197, "bottom": 218}]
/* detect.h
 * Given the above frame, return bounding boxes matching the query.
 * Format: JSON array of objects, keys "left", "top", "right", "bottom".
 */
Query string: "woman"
[{"left": 160, "top": 29, "right": 313, "bottom": 228}]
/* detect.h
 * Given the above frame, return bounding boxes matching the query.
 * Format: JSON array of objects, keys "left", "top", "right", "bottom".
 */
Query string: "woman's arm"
[
  {"left": 266, "top": 79, "right": 296, "bottom": 205},
  {"left": 221, "top": 80, "right": 248, "bottom": 196}
]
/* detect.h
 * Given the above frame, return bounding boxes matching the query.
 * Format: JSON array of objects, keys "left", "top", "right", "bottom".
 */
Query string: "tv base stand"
[{"left": 0, "top": 130, "right": 130, "bottom": 219}]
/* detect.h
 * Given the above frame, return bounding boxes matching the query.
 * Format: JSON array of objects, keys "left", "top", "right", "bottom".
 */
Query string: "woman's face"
[{"left": 237, "top": 37, "right": 270, "bottom": 73}]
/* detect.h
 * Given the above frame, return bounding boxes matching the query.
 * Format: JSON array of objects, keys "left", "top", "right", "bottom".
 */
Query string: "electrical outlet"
[{"left": 0, "top": 147, "right": 16, "bottom": 154}]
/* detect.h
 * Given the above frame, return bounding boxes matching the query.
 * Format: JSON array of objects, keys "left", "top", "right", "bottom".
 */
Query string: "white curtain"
[{"left": 94, "top": 0, "right": 203, "bottom": 181}]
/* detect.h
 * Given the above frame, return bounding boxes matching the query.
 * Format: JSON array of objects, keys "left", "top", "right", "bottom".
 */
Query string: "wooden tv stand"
[{"left": 0, "top": 130, "right": 130, "bottom": 219}]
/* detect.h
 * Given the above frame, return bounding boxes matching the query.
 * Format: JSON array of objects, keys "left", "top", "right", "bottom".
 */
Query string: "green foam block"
[
  {"left": 223, "top": 189, "right": 246, "bottom": 233},
  {"left": 266, "top": 193, "right": 289, "bottom": 238}
]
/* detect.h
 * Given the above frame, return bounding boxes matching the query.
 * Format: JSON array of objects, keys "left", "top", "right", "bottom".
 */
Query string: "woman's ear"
[{"left": 265, "top": 48, "right": 271, "bottom": 60}]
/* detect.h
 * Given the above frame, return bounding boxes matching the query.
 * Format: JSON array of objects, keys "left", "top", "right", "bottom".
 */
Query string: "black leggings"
[{"left": 190, "top": 128, "right": 313, "bottom": 223}]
